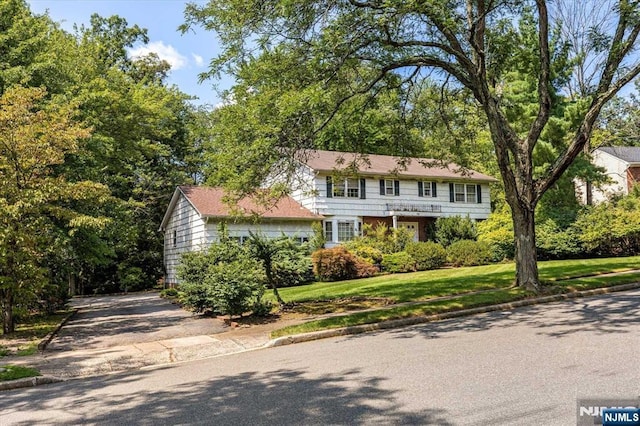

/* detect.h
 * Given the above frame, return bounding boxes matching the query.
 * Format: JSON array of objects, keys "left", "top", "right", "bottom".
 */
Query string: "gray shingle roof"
[
  {"left": 598, "top": 146, "right": 640, "bottom": 163},
  {"left": 301, "top": 149, "right": 498, "bottom": 182}
]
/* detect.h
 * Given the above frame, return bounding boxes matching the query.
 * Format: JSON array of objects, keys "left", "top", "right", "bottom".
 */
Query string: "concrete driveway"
[{"left": 46, "top": 292, "right": 227, "bottom": 351}]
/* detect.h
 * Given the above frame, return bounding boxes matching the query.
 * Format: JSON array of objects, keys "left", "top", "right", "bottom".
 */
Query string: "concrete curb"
[
  {"left": 0, "top": 376, "right": 64, "bottom": 391},
  {"left": 38, "top": 309, "right": 79, "bottom": 352},
  {"left": 267, "top": 282, "right": 640, "bottom": 347}
]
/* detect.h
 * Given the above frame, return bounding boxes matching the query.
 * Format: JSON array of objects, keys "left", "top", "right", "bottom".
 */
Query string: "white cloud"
[
  {"left": 192, "top": 53, "right": 204, "bottom": 67},
  {"left": 129, "top": 41, "right": 188, "bottom": 71}
]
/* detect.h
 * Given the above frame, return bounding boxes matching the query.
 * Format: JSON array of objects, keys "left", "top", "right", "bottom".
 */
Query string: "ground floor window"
[
  {"left": 324, "top": 221, "right": 334, "bottom": 242},
  {"left": 337, "top": 221, "right": 355, "bottom": 241},
  {"left": 230, "top": 236, "right": 248, "bottom": 244}
]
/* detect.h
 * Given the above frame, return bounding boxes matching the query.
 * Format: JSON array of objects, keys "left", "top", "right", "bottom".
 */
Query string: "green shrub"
[
  {"left": 195, "top": 259, "right": 266, "bottom": 318},
  {"left": 309, "top": 221, "right": 326, "bottom": 251},
  {"left": 435, "top": 216, "right": 478, "bottom": 247},
  {"left": 311, "top": 246, "right": 378, "bottom": 281},
  {"left": 160, "top": 288, "right": 179, "bottom": 298},
  {"left": 270, "top": 237, "right": 315, "bottom": 287},
  {"left": 346, "top": 223, "right": 413, "bottom": 254},
  {"left": 572, "top": 192, "right": 640, "bottom": 256},
  {"left": 446, "top": 240, "right": 493, "bottom": 267},
  {"left": 536, "top": 219, "right": 583, "bottom": 260},
  {"left": 345, "top": 244, "right": 383, "bottom": 265},
  {"left": 177, "top": 229, "right": 267, "bottom": 318},
  {"left": 381, "top": 251, "right": 416, "bottom": 273},
  {"left": 477, "top": 207, "right": 515, "bottom": 261},
  {"left": 405, "top": 241, "right": 446, "bottom": 271},
  {"left": 251, "top": 298, "right": 274, "bottom": 317}
]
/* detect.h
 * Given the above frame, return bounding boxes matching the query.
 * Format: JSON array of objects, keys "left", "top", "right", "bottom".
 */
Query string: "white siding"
[
  {"left": 589, "top": 150, "right": 630, "bottom": 203},
  {"left": 314, "top": 174, "right": 492, "bottom": 219},
  {"left": 289, "top": 165, "right": 318, "bottom": 213},
  {"left": 163, "top": 193, "right": 207, "bottom": 285},
  {"left": 204, "top": 220, "right": 316, "bottom": 243}
]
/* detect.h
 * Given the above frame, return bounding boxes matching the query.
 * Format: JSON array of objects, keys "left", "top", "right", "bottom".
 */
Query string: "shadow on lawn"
[
  {"left": 380, "top": 290, "right": 640, "bottom": 341},
  {"left": 0, "top": 366, "right": 451, "bottom": 425},
  {"left": 355, "top": 269, "right": 516, "bottom": 303}
]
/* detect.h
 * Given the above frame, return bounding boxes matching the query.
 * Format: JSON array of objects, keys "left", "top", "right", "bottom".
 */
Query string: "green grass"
[
  {"left": 274, "top": 256, "right": 640, "bottom": 304},
  {"left": 271, "top": 256, "right": 640, "bottom": 337},
  {"left": 0, "top": 365, "right": 40, "bottom": 381},
  {"left": 0, "top": 310, "right": 73, "bottom": 357},
  {"left": 272, "top": 288, "right": 528, "bottom": 337}
]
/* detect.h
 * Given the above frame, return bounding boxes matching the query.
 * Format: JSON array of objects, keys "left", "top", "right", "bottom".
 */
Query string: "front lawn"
[
  {"left": 270, "top": 256, "right": 640, "bottom": 337},
  {"left": 275, "top": 256, "right": 640, "bottom": 304}
]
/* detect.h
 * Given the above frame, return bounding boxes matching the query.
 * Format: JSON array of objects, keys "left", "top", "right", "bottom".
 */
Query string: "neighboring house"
[
  {"left": 578, "top": 147, "right": 640, "bottom": 204},
  {"left": 160, "top": 150, "right": 497, "bottom": 285},
  {"left": 159, "top": 186, "right": 323, "bottom": 285}
]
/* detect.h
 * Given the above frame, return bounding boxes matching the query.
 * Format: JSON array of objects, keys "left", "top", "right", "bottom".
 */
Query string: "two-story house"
[{"left": 160, "top": 149, "right": 497, "bottom": 285}]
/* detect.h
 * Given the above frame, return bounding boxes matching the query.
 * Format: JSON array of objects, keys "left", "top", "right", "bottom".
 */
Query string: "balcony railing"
[{"left": 385, "top": 203, "right": 442, "bottom": 213}]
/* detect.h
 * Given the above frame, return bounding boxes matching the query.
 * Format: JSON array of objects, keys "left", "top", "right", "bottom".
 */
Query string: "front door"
[{"left": 398, "top": 221, "right": 419, "bottom": 242}]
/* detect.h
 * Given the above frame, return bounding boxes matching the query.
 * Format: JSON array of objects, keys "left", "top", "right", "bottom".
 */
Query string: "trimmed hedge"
[
  {"left": 406, "top": 241, "right": 447, "bottom": 271},
  {"left": 446, "top": 240, "right": 493, "bottom": 267},
  {"left": 381, "top": 251, "right": 415, "bottom": 273}
]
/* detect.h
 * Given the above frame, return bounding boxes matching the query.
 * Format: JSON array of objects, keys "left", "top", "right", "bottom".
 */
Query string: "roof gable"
[{"left": 300, "top": 149, "right": 498, "bottom": 182}]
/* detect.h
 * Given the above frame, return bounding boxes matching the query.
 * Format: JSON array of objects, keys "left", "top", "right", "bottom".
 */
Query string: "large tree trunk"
[{"left": 511, "top": 202, "right": 541, "bottom": 293}]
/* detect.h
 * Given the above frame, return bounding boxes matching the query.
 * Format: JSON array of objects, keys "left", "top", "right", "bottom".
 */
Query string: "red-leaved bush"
[{"left": 311, "top": 246, "right": 378, "bottom": 281}]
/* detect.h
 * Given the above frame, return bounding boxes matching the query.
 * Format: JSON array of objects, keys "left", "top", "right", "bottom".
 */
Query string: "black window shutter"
[
  {"left": 476, "top": 184, "right": 482, "bottom": 203},
  {"left": 394, "top": 180, "right": 400, "bottom": 196},
  {"left": 431, "top": 182, "right": 437, "bottom": 198},
  {"left": 326, "top": 176, "right": 333, "bottom": 198},
  {"left": 360, "top": 178, "right": 366, "bottom": 199},
  {"left": 449, "top": 183, "right": 455, "bottom": 202},
  {"left": 418, "top": 181, "right": 424, "bottom": 197},
  {"left": 380, "top": 179, "right": 385, "bottom": 195}
]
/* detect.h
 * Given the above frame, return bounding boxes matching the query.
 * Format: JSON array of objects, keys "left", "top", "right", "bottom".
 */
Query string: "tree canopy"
[{"left": 0, "top": 1, "right": 205, "bottom": 332}]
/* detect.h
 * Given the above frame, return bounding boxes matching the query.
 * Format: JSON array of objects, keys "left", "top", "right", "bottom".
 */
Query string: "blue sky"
[{"left": 28, "top": 0, "right": 232, "bottom": 106}]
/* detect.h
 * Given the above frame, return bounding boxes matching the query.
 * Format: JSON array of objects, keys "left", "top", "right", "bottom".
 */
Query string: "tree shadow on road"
[
  {"left": 350, "top": 291, "right": 640, "bottom": 342},
  {"left": 0, "top": 366, "right": 451, "bottom": 425}
]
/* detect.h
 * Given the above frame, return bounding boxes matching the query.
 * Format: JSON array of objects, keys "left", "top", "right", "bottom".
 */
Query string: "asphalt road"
[
  {"left": 47, "top": 293, "right": 227, "bottom": 351},
  {"left": 2, "top": 290, "right": 639, "bottom": 425}
]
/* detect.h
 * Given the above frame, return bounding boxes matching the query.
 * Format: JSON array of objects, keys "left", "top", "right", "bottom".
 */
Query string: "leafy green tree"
[
  {"left": 0, "top": 86, "right": 110, "bottom": 333},
  {"left": 247, "top": 232, "right": 314, "bottom": 307},
  {"left": 184, "top": 1, "right": 640, "bottom": 291}
]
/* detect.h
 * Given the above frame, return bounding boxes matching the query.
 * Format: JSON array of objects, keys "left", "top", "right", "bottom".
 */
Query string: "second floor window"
[
  {"left": 384, "top": 179, "right": 395, "bottom": 195},
  {"left": 450, "top": 183, "right": 481, "bottom": 203},
  {"left": 346, "top": 178, "right": 359, "bottom": 197},
  {"left": 327, "top": 176, "right": 365, "bottom": 199},
  {"left": 454, "top": 184, "right": 466, "bottom": 202},
  {"left": 379, "top": 179, "right": 400, "bottom": 196}
]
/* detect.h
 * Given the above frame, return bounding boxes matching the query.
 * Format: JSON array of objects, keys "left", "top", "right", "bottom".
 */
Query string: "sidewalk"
[{"left": 4, "top": 325, "right": 275, "bottom": 383}]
